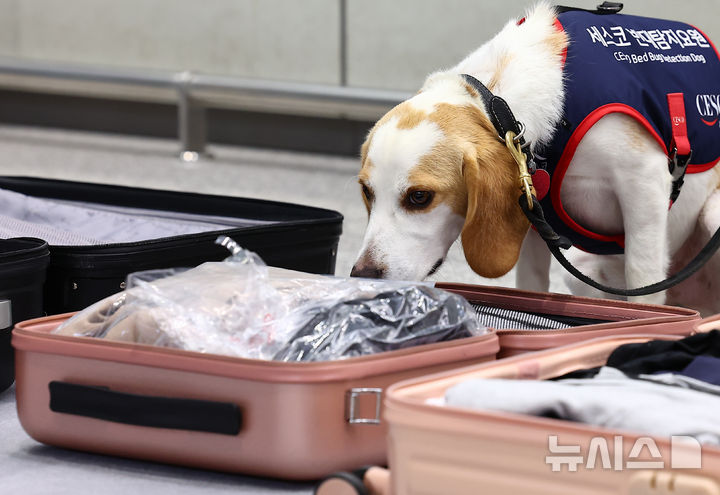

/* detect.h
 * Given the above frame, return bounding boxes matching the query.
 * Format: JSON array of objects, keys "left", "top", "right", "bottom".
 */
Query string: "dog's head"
[{"left": 351, "top": 74, "right": 530, "bottom": 280}]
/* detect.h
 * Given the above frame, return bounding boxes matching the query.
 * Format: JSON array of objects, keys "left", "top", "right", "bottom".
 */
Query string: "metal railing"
[{"left": 0, "top": 58, "right": 410, "bottom": 160}]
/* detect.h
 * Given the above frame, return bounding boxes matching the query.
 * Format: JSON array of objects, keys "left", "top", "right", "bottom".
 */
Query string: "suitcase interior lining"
[
  {"left": 469, "top": 303, "right": 610, "bottom": 330},
  {"left": 0, "top": 188, "right": 278, "bottom": 246}
]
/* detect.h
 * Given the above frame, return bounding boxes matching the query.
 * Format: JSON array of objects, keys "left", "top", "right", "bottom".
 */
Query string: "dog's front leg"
[
  {"left": 515, "top": 228, "right": 551, "bottom": 292},
  {"left": 616, "top": 159, "right": 671, "bottom": 306},
  {"left": 622, "top": 218, "right": 670, "bottom": 306},
  {"left": 564, "top": 114, "right": 672, "bottom": 305}
]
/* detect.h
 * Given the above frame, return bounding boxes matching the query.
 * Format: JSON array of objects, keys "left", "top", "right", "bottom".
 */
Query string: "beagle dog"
[{"left": 351, "top": 2, "right": 720, "bottom": 314}]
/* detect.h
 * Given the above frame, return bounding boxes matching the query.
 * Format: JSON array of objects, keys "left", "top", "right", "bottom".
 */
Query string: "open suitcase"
[
  {"left": 12, "top": 284, "right": 699, "bottom": 480},
  {"left": 0, "top": 237, "right": 50, "bottom": 392},
  {"left": 0, "top": 176, "right": 343, "bottom": 314},
  {"left": 384, "top": 319, "right": 720, "bottom": 495}
]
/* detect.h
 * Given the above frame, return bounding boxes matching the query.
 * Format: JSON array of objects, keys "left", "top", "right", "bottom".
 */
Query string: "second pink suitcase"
[{"left": 385, "top": 328, "right": 720, "bottom": 494}]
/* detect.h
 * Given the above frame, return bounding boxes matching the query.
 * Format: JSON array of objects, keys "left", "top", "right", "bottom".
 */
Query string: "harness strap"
[
  {"left": 462, "top": 74, "right": 536, "bottom": 173},
  {"left": 520, "top": 196, "right": 720, "bottom": 297},
  {"left": 667, "top": 92, "right": 693, "bottom": 204},
  {"left": 555, "top": 2, "right": 624, "bottom": 15}
]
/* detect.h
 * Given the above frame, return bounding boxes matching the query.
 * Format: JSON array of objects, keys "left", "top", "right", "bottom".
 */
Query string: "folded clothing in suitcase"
[
  {"left": 0, "top": 237, "right": 50, "bottom": 392},
  {"left": 385, "top": 325, "right": 720, "bottom": 495},
  {"left": 0, "top": 176, "right": 343, "bottom": 314},
  {"left": 12, "top": 283, "right": 700, "bottom": 480}
]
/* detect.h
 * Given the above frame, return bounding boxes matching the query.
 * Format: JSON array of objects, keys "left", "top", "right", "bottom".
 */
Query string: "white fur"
[
  {"left": 450, "top": 2, "right": 566, "bottom": 147},
  {"left": 367, "top": 117, "right": 443, "bottom": 189},
  {"left": 354, "top": 2, "right": 720, "bottom": 313}
]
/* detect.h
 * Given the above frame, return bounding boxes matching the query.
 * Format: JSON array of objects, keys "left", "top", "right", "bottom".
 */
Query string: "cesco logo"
[{"left": 696, "top": 94, "right": 720, "bottom": 126}]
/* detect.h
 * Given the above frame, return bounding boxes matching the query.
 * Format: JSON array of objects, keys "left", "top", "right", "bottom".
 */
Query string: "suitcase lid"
[{"left": 0, "top": 237, "right": 50, "bottom": 264}]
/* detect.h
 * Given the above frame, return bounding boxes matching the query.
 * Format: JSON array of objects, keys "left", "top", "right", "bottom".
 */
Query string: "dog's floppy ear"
[{"left": 461, "top": 144, "right": 530, "bottom": 278}]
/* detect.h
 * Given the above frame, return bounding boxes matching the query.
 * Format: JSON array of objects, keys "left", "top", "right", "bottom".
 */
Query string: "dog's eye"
[
  {"left": 361, "top": 184, "right": 374, "bottom": 202},
  {"left": 406, "top": 190, "right": 434, "bottom": 209}
]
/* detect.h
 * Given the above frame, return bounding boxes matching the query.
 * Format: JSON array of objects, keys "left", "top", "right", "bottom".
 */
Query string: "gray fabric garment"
[
  {"left": 638, "top": 372, "right": 720, "bottom": 397},
  {"left": 0, "top": 188, "right": 263, "bottom": 245},
  {"left": 445, "top": 367, "right": 720, "bottom": 445}
]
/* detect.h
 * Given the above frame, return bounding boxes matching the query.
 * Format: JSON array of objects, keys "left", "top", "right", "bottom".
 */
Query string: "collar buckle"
[{"left": 505, "top": 131, "right": 535, "bottom": 210}]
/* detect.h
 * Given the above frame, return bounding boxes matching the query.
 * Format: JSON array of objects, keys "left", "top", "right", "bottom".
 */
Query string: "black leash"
[
  {"left": 520, "top": 196, "right": 720, "bottom": 297},
  {"left": 462, "top": 73, "right": 720, "bottom": 297}
]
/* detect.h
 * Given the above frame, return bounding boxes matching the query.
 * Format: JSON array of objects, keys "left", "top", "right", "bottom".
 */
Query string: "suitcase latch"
[{"left": 346, "top": 388, "right": 382, "bottom": 425}]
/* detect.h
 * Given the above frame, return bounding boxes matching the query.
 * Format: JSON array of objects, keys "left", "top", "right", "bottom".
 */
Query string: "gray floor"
[{"left": 0, "top": 124, "right": 570, "bottom": 494}]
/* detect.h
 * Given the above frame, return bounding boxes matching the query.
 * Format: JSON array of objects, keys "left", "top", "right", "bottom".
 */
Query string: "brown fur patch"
[
  {"left": 370, "top": 101, "right": 428, "bottom": 131},
  {"left": 461, "top": 81, "right": 479, "bottom": 99},
  {"left": 625, "top": 118, "right": 647, "bottom": 151},
  {"left": 460, "top": 135, "right": 531, "bottom": 278},
  {"left": 547, "top": 25, "right": 569, "bottom": 61},
  {"left": 486, "top": 53, "right": 513, "bottom": 92},
  {"left": 395, "top": 104, "right": 428, "bottom": 130}
]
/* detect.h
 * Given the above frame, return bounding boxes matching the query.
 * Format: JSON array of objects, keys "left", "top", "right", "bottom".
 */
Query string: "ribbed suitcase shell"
[
  {"left": 385, "top": 327, "right": 720, "bottom": 495},
  {"left": 0, "top": 176, "right": 343, "bottom": 314},
  {"left": 0, "top": 237, "right": 50, "bottom": 392},
  {"left": 12, "top": 285, "right": 700, "bottom": 480},
  {"left": 12, "top": 313, "right": 499, "bottom": 480}
]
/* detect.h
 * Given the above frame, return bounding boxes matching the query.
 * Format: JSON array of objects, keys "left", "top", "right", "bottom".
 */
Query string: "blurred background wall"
[{"left": 0, "top": 0, "right": 717, "bottom": 154}]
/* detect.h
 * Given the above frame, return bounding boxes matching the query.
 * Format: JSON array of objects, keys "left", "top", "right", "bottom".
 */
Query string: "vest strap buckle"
[{"left": 669, "top": 147, "right": 692, "bottom": 204}]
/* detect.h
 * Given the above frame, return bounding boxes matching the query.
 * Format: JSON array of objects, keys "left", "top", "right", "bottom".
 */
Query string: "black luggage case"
[
  {"left": 0, "top": 176, "right": 343, "bottom": 315},
  {"left": 0, "top": 237, "right": 50, "bottom": 391}
]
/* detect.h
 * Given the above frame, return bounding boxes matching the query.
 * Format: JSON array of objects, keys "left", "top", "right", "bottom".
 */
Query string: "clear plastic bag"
[
  {"left": 274, "top": 283, "right": 485, "bottom": 362},
  {"left": 55, "top": 237, "right": 487, "bottom": 361}
]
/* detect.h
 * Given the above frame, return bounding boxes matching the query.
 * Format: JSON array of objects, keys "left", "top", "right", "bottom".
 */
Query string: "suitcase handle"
[{"left": 48, "top": 381, "right": 242, "bottom": 435}]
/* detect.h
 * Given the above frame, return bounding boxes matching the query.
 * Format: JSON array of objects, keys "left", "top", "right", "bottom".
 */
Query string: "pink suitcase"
[
  {"left": 13, "top": 313, "right": 498, "bottom": 480},
  {"left": 384, "top": 326, "right": 720, "bottom": 495},
  {"left": 12, "top": 285, "right": 700, "bottom": 480}
]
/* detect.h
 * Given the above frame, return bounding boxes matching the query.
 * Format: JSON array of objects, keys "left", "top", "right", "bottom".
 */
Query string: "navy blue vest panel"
[{"left": 538, "top": 10, "right": 720, "bottom": 254}]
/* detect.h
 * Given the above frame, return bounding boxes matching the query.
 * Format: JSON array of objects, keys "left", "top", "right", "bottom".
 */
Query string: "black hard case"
[
  {"left": 0, "top": 176, "right": 343, "bottom": 315},
  {"left": 0, "top": 237, "right": 50, "bottom": 392}
]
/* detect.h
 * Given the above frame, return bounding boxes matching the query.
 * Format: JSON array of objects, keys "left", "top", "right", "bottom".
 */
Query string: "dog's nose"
[{"left": 350, "top": 262, "right": 385, "bottom": 278}]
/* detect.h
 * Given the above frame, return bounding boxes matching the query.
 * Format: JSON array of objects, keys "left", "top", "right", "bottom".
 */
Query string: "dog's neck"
[{"left": 424, "top": 3, "right": 566, "bottom": 148}]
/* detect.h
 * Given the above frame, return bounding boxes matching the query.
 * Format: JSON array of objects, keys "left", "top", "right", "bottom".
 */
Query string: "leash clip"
[{"left": 505, "top": 130, "right": 535, "bottom": 210}]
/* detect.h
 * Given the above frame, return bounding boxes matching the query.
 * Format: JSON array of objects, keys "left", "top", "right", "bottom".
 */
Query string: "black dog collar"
[{"left": 461, "top": 74, "right": 534, "bottom": 171}]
